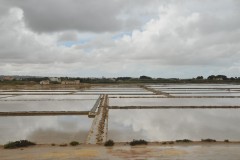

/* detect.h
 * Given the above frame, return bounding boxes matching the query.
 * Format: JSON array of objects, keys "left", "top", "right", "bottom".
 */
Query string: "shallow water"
[
  {"left": 108, "top": 109, "right": 240, "bottom": 142},
  {"left": 0, "top": 100, "right": 95, "bottom": 111},
  {"left": 147, "top": 84, "right": 240, "bottom": 88},
  {"left": 1, "top": 95, "right": 99, "bottom": 100},
  {"left": 171, "top": 93, "right": 240, "bottom": 96},
  {"left": 0, "top": 92, "right": 71, "bottom": 95},
  {"left": 75, "top": 91, "right": 153, "bottom": 95},
  {"left": 109, "top": 98, "right": 240, "bottom": 106},
  {"left": 1, "top": 84, "right": 240, "bottom": 145},
  {"left": 0, "top": 116, "right": 92, "bottom": 144}
]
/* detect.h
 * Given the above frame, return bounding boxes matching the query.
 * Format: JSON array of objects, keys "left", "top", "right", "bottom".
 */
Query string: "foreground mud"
[{"left": 1, "top": 143, "right": 240, "bottom": 160}]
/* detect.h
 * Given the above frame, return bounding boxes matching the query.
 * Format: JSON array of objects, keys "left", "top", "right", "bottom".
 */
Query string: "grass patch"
[
  {"left": 70, "top": 141, "right": 79, "bottom": 146},
  {"left": 4, "top": 140, "right": 36, "bottom": 149},
  {"left": 201, "top": 139, "right": 216, "bottom": 142},
  {"left": 130, "top": 139, "right": 148, "bottom": 146},
  {"left": 104, "top": 140, "right": 114, "bottom": 146}
]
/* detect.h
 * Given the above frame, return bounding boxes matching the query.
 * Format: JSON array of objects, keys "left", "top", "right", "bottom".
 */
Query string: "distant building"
[
  {"left": 40, "top": 80, "right": 50, "bottom": 85},
  {"left": 15, "top": 77, "right": 23, "bottom": 81},
  {"left": 49, "top": 77, "right": 61, "bottom": 82},
  {"left": 3, "top": 76, "right": 14, "bottom": 81},
  {"left": 61, "top": 80, "right": 80, "bottom": 85},
  {"left": 214, "top": 77, "right": 223, "bottom": 80}
]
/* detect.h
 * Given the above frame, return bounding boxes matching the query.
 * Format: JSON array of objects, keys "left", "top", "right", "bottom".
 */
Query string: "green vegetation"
[
  {"left": 201, "top": 139, "right": 216, "bottom": 142},
  {"left": 69, "top": 141, "right": 79, "bottom": 146},
  {"left": 2, "top": 74, "right": 240, "bottom": 85},
  {"left": 176, "top": 139, "right": 192, "bottom": 143},
  {"left": 4, "top": 140, "right": 36, "bottom": 149},
  {"left": 104, "top": 140, "right": 114, "bottom": 146},
  {"left": 161, "top": 141, "right": 175, "bottom": 145},
  {"left": 224, "top": 139, "right": 229, "bottom": 143},
  {"left": 130, "top": 139, "right": 148, "bottom": 146}
]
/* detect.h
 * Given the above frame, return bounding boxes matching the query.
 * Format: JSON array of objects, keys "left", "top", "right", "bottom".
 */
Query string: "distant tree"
[
  {"left": 207, "top": 75, "right": 228, "bottom": 80},
  {"left": 116, "top": 77, "right": 132, "bottom": 81},
  {"left": 139, "top": 75, "right": 152, "bottom": 80},
  {"left": 216, "top": 75, "right": 228, "bottom": 80},
  {"left": 207, "top": 75, "right": 216, "bottom": 80},
  {"left": 196, "top": 76, "right": 204, "bottom": 80}
]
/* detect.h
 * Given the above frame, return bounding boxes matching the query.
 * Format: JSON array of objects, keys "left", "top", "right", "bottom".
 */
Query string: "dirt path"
[{"left": 86, "top": 95, "right": 109, "bottom": 144}]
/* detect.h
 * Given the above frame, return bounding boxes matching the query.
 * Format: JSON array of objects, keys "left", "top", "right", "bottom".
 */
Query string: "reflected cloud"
[
  {"left": 109, "top": 109, "right": 240, "bottom": 141},
  {"left": 27, "top": 128, "right": 88, "bottom": 144},
  {"left": 0, "top": 116, "right": 92, "bottom": 144}
]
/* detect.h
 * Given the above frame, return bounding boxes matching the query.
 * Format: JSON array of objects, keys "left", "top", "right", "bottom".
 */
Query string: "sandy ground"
[{"left": 1, "top": 142, "right": 240, "bottom": 160}]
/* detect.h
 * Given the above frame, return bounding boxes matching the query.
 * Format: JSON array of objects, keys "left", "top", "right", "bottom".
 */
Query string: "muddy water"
[{"left": 109, "top": 144, "right": 240, "bottom": 160}]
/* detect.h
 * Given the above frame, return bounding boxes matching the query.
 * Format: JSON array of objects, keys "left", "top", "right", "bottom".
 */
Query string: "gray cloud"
[
  {"left": 0, "top": 0, "right": 240, "bottom": 77},
  {"left": 3, "top": 0, "right": 124, "bottom": 33},
  {"left": 57, "top": 31, "right": 79, "bottom": 42},
  {"left": 2, "top": 0, "right": 166, "bottom": 33}
]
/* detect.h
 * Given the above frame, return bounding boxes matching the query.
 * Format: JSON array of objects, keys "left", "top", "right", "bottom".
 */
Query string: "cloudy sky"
[{"left": 0, "top": 0, "right": 240, "bottom": 78}]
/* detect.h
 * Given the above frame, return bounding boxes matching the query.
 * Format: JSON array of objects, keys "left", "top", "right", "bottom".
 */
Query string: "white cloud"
[{"left": 0, "top": 1, "right": 240, "bottom": 77}]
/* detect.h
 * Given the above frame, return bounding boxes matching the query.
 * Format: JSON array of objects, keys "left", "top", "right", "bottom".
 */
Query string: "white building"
[
  {"left": 40, "top": 80, "right": 50, "bottom": 85},
  {"left": 49, "top": 77, "right": 61, "bottom": 82}
]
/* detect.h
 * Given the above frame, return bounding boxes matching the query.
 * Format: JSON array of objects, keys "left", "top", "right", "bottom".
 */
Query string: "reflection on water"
[
  {"left": 2, "top": 95, "right": 99, "bottom": 100},
  {"left": 1, "top": 84, "right": 240, "bottom": 145},
  {"left": 0, "top": 100, "right": 95, "bottom": 111},
  {"left": 108, "top": 109, "right": 240, "bottom": 142},
  {"left": 109, "top": 98, "right": 240, "bottom": 106},
  {"left": 0, "top": 116, "right": 92, "bottom": 144},
  {"left": 147, "top": 84, "right": 240, "bottom": 88}
]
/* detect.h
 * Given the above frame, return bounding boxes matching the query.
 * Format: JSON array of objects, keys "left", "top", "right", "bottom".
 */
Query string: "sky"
[{"left": 0, "top": 0, "right": 240, "bottom": 78}]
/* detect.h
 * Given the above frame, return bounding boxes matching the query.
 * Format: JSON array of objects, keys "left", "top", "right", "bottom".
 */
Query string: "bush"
[
  {"left": 104, "top": 140, "right": 114, "bottom": 146},
  {"left": 224, "top": 139, "right": 229, "bottom": 143},
  {"left": 201, "top": 139, "right": 216, "bottom": 142},
  {"left": 176, "top": 139, "right": 192, "bottom": 143},
  {"left": 70, "top": 141, "right": 79, "bottom": 146},
  {"left": 168, "top": 141, "right": 174, "bottom": 144},
  {"left": 130, "top": 139, "right": 148, "bottom": 146},
  {"left": 4, "top": 140, "right": 36, "bottom": 149},
  {"left": 59, "top": 143, "right": 68, "bottom": 147}
]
